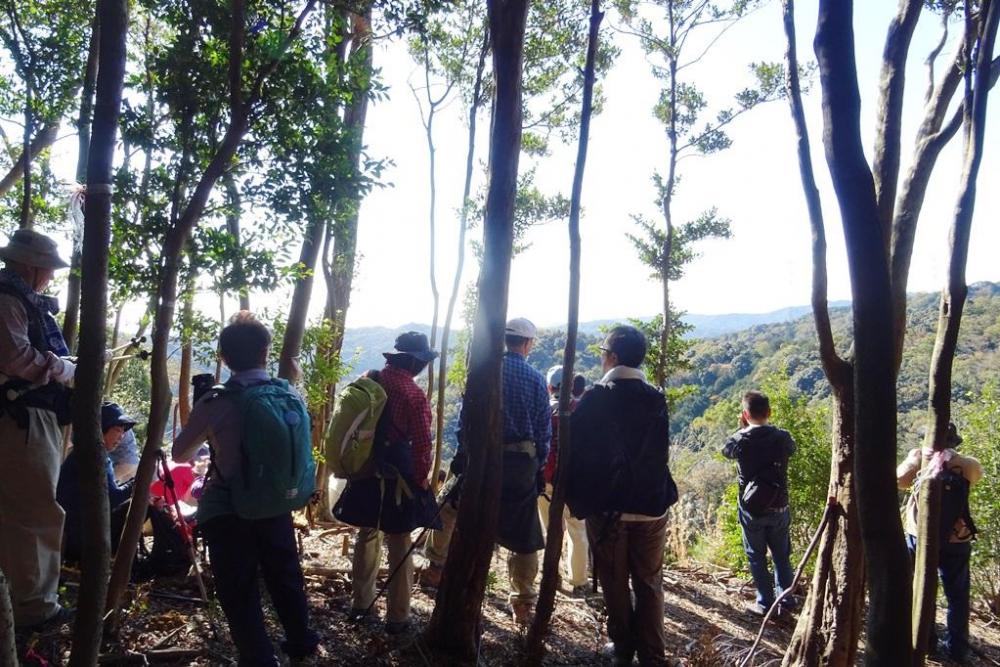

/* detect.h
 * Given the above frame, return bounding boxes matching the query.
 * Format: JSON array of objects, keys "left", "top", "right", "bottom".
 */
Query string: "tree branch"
[{"left": 872, "top": 0, "right": 923, "bottom": 247}]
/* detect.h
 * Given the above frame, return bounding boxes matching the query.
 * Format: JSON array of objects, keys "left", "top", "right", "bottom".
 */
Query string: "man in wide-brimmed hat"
[
  {"left": 334, "top": 331, "right": 441, "bottom": 635},
  {"left": 0, "top": 228, "right": 76, "bottom": 630}
]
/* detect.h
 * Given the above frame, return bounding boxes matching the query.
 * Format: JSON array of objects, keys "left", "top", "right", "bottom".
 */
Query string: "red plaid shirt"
[{"left": 378, "top": 365, "right": 433, "bottom": 488}]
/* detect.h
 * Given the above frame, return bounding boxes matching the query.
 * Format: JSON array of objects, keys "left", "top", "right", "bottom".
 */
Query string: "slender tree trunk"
[
  {"left": 525, "top": 3, "right": 601, "bottom": 663},
  {"left": 656, "top": 0, "right": 678, "bottom": 390},
  {"left": 223, "top": 172, "right": 250, "bottom": 310},
  {"left": 424, "top": 80, "right": 441, "bottom": 404},
  {"left": 912, "top": 4, "right": 998, "bottom": 662},
  {"left": 68, "top": 0, "right": 127, "bottom": 660},
  {"left": 19, "top": 84, "right": 33, "bottom": 229},
  {"left": 424, "top": 0, "right": 530, "bottom": 657},
  {"left": 178, "top": 284, "right": 194, "bottom": 425},
  {"left": 278, "top": 217, "right": 326, "bottom": 381},
  {"left": 0, "top": 568, "right": 16, "bottom": 667},
  {"left": 784, "top": 389, "right": 864, "bottom": 666},
  {"left": 433, "top": 28, "right": 488, "bottom": 493},
  {"left": 63, "top": 12, "right": 102, "bottom": 352},
  {"left": 781, "top": 3, "right": 865, "bottom": 662},
  {"left": 872, "top": 0, "right": 923, "bottom": 243},
  {"left": 277, "top": 3, "right": 347, "bottom": 383},
  {"left": 0, "top": 122, "right": 58, "bottom": 198},
  {"left": 815, "top": 3, "right": 910, "bottom": 663},
  {"left": 312, "top": 8, "right": 372, "bottom": 522},
  {"left": 215, "top": 291, "right": 225, "bottom": 381}
]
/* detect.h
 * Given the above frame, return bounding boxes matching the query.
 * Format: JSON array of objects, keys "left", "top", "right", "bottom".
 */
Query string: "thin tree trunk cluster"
[
  {"left": 524, "top": 2, "right": 601, "bottom": 663},
  {"left": 424, "top": 0, "right": 530, "bottom": 657},
  {"left": 68, "top": 0, "right": 129, "bottom": 659}
]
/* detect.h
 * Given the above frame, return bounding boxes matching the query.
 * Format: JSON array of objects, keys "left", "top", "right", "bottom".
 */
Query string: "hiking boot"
[
  {"left": 419, "top": 562, "right": 443, "bottom": 589},
  {"left": 15, "top": 605, "right": 75, "bottom": 633},
  {"left": 570, "top": 584, "right": 590, "bottom": 598},
  {"left": 746, "top": 602, "right": 769, "bottom": 617},
  {"left": 511, "top": 601, "right": 533, "bottom": 626},
  {"left": 385, "top": 620, "right": 412, "bottom": 636}
]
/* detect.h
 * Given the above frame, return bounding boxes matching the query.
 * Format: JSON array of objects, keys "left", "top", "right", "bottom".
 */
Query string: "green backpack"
[
  {"left": 219, "top": 379, "right": 316, "bottom": 520},
  {"left": 325, "top": 376, "right": 387, "bottom": 479}
]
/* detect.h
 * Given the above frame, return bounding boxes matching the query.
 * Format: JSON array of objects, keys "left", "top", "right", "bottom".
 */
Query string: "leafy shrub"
[{"left": 958, "top": 383, "right": 1000, "bottom": 616}]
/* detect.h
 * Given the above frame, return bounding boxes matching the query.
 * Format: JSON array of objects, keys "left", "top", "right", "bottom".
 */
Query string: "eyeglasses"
[{"left": 599, "top": 346, "right": 612, "bottom": 355}]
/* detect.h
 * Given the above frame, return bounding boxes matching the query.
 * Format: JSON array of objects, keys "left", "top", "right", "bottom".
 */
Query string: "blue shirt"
[{"left": 502, "top": 351, "right": 552, "bottom": 463}]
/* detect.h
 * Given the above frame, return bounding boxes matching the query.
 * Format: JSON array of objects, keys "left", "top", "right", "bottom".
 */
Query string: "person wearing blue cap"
[{"left": 57, "top": 403, "right": 137, "bottom": 563}]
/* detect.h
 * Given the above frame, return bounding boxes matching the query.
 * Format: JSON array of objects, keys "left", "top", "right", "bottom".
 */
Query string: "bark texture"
[
  {"left": 525, "top": 2, "right": 601, "bottom": 663},
  {"left": 912, "top": 3, "right": 999, "bottom": 662},
  {"left": 68, "top": 0, "right": 128, "bottom": 661},
  {"left": 423, "top": 0, "right": 529, "bottom": 658},
  {"left": 780, "top": 4, "right": 864, "bottom": 663},
  {"left": 814, "top": 2, "right": 910, "bottom": 663}
]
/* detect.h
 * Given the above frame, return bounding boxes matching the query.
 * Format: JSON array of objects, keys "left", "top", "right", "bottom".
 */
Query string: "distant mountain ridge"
[{"left": 339, "top": 303, "right": 852, "bottom": 373}]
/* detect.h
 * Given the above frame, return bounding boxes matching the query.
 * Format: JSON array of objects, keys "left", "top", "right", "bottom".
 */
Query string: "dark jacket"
[
  {"left": 58, "top": 449, "right": 134, "bottom": 558},
  {"left": 722, "top": 424, "right": 796, "bottom": 510},
  {"left": 568, "top": 377, "right": 677, "bottom": 518}
]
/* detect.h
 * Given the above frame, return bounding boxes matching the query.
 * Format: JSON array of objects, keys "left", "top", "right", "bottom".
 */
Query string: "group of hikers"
[{"left": 0, "top": 227, "right": 986, "bottom": 666}]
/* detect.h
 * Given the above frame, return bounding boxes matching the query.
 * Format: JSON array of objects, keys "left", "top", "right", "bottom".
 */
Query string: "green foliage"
[
  {"left": 958, "top": 382, "right": 1000, "bottom": 614},
  {"left": 269, "top": 315, "right": 351, "bottom": 414}
]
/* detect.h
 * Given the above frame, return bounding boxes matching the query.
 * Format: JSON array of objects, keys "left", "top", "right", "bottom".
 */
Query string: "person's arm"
[
  {"left": 896, "top": 448, "right": 921, "bottom": 490},
  {"left": 785, "top": 432, "right": 798, "bottom": 457},
  {"left": 0, "top": 295, "right": 72, "bottom": 385},
  {"left": 172, "top": 398, "right": 213, "bottom": 463},
  {"left": 721, "top": 436, "right": 741, "bottom": 460},
  {"left": 106, "top": 457, "right": 133, "bottom": 506},
  {"left": 958, "top": 454, "right": 984, "bottom": 486}
]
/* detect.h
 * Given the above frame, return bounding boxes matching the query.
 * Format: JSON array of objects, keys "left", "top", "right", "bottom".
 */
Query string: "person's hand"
[{"left": 53, "top": 356, "right": 76, "bottom": 386}]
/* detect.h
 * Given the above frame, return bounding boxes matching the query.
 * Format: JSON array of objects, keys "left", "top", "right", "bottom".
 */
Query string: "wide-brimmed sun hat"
[
  {"left": 0, "top": 228, "right": 68, "bottom": 269},
  {"left": 383, "top": 331, "right": 439, "bottom": 363}
]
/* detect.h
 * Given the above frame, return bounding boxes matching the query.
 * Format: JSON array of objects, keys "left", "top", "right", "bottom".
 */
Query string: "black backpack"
[
  {"left": 565, "top": 386, "right": 678, "bottom": 520},
  {"left": 938, "top": 466, "right": 977, "bottom": 543},
  {"left": 134, "top": 505, "right": 192, "bottom": 579}
]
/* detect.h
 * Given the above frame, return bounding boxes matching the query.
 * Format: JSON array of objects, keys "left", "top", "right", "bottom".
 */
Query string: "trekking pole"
[
  {"left": 361, "top": 478, "right": 462, "bottom": 618},
  {"left": 156, "top": 450, "right": 209, "bottom": 603},
  {"left": 738, "top": 497, "right": 837, "bottom": 667}
]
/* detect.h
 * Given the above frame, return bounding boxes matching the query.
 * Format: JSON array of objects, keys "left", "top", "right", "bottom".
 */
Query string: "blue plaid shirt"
[{"left": 502, "top": 351, "right": 552, "bottom": 463}]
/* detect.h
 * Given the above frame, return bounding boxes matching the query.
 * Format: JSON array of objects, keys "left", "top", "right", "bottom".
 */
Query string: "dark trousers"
[
  {"left": 587, "top": 514, "right": 668, "bottom": 667},
  {"left": 906, "top": 534, "right": 972, "bottom": 661},
  {"left": 202, "top": 513, "right": 318, "bottom": 666}
]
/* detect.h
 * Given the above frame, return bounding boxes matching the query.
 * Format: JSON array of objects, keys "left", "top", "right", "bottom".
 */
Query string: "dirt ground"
[{"left": 17, "top": 525, "right": 1000, "bottom": 666}]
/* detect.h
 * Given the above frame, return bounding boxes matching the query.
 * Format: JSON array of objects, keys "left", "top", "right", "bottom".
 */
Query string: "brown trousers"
[
  {"left": 0, "top": 409, "right": 64, "bottom": 626},
  {"left": 587, "top": 514, "right": 668, "bottom": 667}
]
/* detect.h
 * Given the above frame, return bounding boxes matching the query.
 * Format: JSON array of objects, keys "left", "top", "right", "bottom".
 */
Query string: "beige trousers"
[
  {"left": 538, "top": 485, "right": 590, "bottom": 587},
  {"left": 423, "top": 490, "right": 539, "bottom": 604},
  {"left": 0, "top": 409, "right": 64, "bottom": 626},
  {"left": 351, "top": 527, "right": 412, "bottom": 623}
]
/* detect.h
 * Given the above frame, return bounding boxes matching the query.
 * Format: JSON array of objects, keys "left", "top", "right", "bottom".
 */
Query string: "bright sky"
[{"left": 28, "top": 2, "right": 1000, "bottom": 331}]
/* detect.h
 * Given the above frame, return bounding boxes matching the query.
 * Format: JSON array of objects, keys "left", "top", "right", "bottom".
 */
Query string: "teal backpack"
[{"left": 216, "top": 379, "right": 316, "bottom": 520}]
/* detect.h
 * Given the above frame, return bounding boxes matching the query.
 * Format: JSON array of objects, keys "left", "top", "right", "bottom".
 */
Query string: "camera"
[{"left": 192, "top": 373, "right": 216, "bottom": 404}]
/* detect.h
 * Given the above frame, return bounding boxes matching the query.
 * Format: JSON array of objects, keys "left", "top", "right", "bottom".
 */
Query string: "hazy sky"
[{"left": 31, "top": 2, "right": 1000, "bottom": 331}]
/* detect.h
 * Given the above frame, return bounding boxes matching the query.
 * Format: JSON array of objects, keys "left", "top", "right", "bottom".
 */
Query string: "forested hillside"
[{"left": 669, "top": 281, "right": 1000, "bottom": 449}]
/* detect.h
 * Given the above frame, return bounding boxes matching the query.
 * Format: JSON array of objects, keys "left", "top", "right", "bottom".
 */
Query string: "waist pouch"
[{"left": 1, "top": 382, "right": 73, "bottom": 427}]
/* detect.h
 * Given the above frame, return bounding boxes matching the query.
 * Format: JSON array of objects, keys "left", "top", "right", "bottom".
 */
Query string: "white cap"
[
  {"left": 546, "top": 365, "right": 563, "bottom": 389},
  {"left": 505, "top": 317, "right": 537, "bottom": 339}
]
